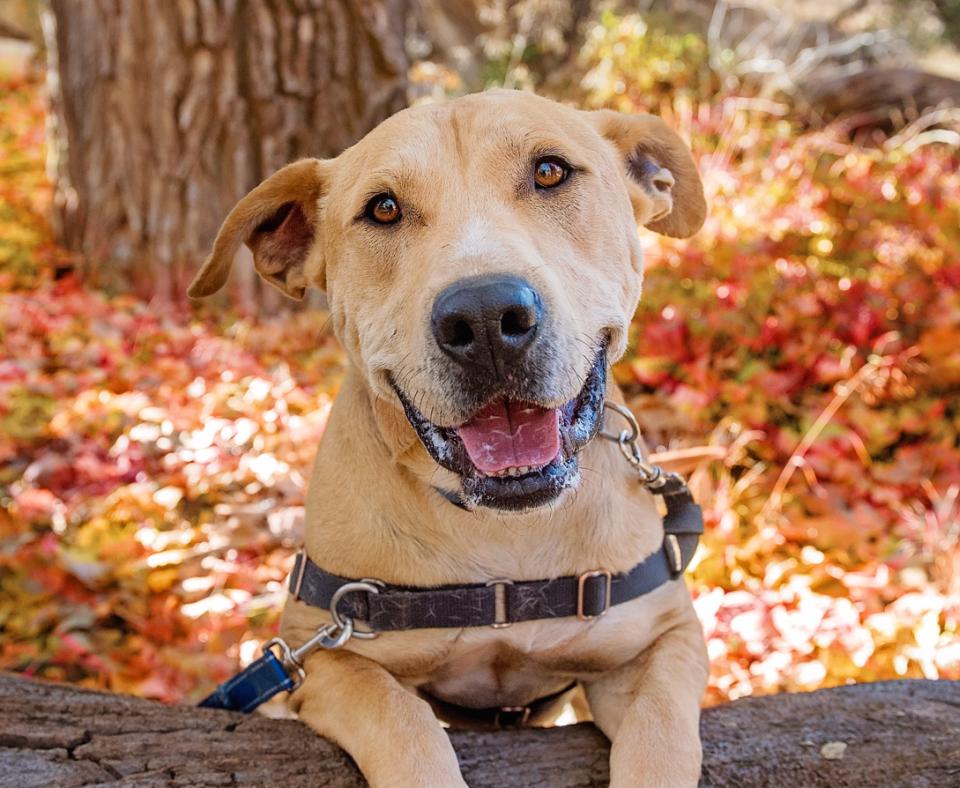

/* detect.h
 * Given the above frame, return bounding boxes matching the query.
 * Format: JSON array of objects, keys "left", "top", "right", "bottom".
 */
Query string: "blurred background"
[{"left": 0, "top": 0, "right": 958, "bottom": 709}]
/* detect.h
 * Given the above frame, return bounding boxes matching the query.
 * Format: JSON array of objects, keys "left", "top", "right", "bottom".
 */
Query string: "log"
[
  {"left": 798, "top": 67, "right": 960, "bottom": 123},
  {"left": 1, "top": 674, "right": 958, "bottom": 787}
]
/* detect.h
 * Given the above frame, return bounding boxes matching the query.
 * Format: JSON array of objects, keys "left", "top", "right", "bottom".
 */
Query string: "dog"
[{"left": 189, "top": 89, "right": 708, "bottom": 787}]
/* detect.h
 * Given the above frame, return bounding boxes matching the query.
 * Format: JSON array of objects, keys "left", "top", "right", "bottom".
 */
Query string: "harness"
[{"left": 199, "top": 402, "right": 703, "bottom": 716}]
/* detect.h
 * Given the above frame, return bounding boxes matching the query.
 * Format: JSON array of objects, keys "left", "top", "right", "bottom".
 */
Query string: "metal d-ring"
[
  {"left": 329, "top": 580, "right": 383, "bottom": 640},
  {"left": 599, "top": 401, "right": 641, "bottom": 445}
]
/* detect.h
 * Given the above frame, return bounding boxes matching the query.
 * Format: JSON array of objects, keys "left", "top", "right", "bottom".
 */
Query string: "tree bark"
[
  {"left": 1, "top": 674, "right": 958, "bottom": 787},
  {"left": 44, "top": 0, "right": 408, "bottom": 309}
]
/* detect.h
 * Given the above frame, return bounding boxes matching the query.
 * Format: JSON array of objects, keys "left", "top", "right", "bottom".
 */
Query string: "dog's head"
[{"left": 190, "top": 90, "right": 705, "bottom": 512}]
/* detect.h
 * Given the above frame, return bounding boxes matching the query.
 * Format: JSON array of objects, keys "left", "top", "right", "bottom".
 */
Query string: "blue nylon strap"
[{"left": 199, "top": 649, "right": 295, "bottom": 713}]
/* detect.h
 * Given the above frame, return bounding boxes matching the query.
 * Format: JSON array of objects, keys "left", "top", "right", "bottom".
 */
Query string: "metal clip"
[
  {"left": 600, "top": 400, "right": 668, "bottom": 490},
  {"left": 263, "top": 616, "right": 355, "bottom": 688},
  {"left": 262, "top": 637, "right": 306, "bottom": 686},
  {"left": 299, "top": 618, "right": 355, "bottom": 655},
  {"left": 599, "top": 400, "right": 640, "bottom": 444},
  {"left": 257, "top": 578, "right": 385, "bottom": 692}
]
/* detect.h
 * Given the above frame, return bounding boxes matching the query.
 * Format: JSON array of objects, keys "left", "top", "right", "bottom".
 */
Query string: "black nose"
[{"left": 432, "top": 275, "right": 543, "bottom": 376}]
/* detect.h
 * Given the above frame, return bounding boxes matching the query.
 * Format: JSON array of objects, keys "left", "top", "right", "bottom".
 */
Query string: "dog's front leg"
[
  {"left": 290, "top": 649, "right": 466, "bottom": 788},
  {"left": 584, "top": 608, "right": 708, "bottom": 788}
]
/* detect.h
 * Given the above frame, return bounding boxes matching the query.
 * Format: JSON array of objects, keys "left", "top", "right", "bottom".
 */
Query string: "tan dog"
[{"left": 190, "top": 89, "right": 708, "bottom": 787}]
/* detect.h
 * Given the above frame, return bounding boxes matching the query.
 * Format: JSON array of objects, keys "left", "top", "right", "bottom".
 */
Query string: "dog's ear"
[
  {"left": 590, "top": 110, "right": 706, "bottom": 238},
  {"left": 188, "top": 158, "right": 328, "bottom": 299}
]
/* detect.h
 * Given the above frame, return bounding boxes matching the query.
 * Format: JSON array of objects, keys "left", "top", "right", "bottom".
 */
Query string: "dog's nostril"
[
  {"left": 500, "top": 308, "right": 533, "bottom": 338},
  {"left": 450, "top": 319, "right": 474, "bottom": 347}
]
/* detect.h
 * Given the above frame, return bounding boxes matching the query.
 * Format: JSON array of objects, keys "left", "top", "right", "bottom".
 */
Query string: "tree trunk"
[
  {"left": 44, "top": 0, "right": 408, "bottom": 310},
  {"left": 1, "top": 674, "right": 958, "bottom": 787}
]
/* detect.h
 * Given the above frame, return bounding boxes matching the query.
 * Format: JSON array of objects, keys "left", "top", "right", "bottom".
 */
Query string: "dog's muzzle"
[{"left": 393, "top": 346, "right": 607, "bottom": 511}]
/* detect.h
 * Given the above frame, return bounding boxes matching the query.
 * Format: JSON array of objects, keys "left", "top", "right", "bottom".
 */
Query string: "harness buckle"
[
  {"left": 665, "top": 534, "right": 684, "bottom": 576},
  {"left": 577, "top": 569, "right": 612, "bottom": 620},
  {"left": 485, "top": 578, "right": 514, "bottom": 628}
]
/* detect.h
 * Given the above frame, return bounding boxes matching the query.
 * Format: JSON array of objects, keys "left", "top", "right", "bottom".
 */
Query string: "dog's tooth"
[{"left": 490, "top": 465, "right": 542, "bottom": 478}]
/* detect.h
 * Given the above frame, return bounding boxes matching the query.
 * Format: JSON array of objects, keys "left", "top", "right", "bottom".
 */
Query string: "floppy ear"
[
  {"left": 590, "top": 110, "right": 706, "bottom": 238},
  {"left": 188, "top": 158, "right": 327, "bottom": 299}
]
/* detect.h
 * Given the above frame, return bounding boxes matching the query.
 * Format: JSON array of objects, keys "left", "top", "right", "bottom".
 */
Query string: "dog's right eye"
[
  {"left": 364, "top": 193, "right": 402, "bottom": 225},
  {"left": 533, "top": 157, "right": 570, "bottom": 189}
]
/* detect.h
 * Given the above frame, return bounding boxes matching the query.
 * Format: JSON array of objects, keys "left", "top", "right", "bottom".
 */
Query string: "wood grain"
[{"left": 1, "top": 674, "right": 958, "bottom": 786}]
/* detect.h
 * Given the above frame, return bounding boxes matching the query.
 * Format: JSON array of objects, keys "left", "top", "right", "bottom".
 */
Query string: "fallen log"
[
  {"left": 798, "top": 67, "right": 960, "bottom": 123},
  {"left": 1, "top": 673, "right": 958, "bottom": 787}
]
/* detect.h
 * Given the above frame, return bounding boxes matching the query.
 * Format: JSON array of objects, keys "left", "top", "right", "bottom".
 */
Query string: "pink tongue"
[{"left": 456, "top": 401, "right": 560, "bottom": 475}]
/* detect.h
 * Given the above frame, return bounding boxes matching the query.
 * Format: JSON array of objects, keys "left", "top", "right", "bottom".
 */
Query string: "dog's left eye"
[
  {"left": 364, "top": 193, "right": 402, "bottom": 225},
  {"left": 533, "top": 157, "right": 570, "bottom": 189}
]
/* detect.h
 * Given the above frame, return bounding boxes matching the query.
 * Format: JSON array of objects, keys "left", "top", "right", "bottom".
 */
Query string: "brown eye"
[
  {"left": 365, "top": 193, "right": 401, "bottom": 224},
  {"left": 534, "top": 157, "right": 569, "bottom": 189}
]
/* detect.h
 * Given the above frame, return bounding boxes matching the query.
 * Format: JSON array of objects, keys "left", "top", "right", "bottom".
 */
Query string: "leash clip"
[
  {"left": 264, "top": 616, "right": 356, "bottom": 689},
  {"left": 267, "top": 578, "right": 383, "bottom": 686},
  {"left": 199, "top": 619, "right": 356, "bottom": 713},
  {"left": 600, "top": 401, "right": 666, "bottom": 489},
  {"left": 259, "top": 574, "right": 382, "bottom": 691}
]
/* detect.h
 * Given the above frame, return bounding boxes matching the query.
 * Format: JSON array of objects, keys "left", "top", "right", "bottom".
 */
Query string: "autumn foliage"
[{"left": 2, "top": 18, "right": 959, "bottom": 707}]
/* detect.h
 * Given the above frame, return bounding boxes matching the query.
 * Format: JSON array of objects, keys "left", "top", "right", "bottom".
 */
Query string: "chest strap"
[
  {"left": 423, "top": 681, "right": 578, "bottom": 729},
  {"left": 288, "top": 474, "right": 702, "bottom": 631}
]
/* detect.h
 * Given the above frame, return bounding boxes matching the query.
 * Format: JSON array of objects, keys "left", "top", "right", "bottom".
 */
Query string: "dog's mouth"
[{"left": 393, "top": 348, "right": 607, "bottom": 511}]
